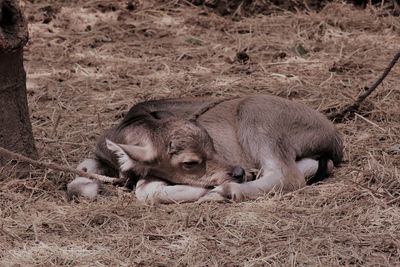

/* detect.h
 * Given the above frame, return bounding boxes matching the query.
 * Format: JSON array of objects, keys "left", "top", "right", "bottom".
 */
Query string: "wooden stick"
[
  {"left": 328, "top": 49, "right": 400, "bottom": 121},
  {"left": 0, "top": 146, "right": 120, "bottom": 183}
]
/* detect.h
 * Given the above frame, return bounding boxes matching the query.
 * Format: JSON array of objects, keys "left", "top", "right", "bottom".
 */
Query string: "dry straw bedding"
[{"left": 1, "top": 0, "right": 400, "bottom": 266}]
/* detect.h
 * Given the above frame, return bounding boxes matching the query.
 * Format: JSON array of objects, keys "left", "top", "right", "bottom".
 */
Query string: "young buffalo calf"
[{"left": 68, "top": 95, "right": 342, "bottom": 203}]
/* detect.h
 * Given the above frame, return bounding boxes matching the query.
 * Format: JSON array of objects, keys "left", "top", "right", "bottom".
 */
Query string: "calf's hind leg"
[
  {"left": 297, "top": 158, "right": 334, "bottom": 183},
  {"left": 198, "top": 157, "right": 331, "bottom": 203}
]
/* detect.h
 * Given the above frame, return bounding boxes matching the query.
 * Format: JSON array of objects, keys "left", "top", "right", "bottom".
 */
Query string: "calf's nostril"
[{"left": 231, "top": 166, "right": 245, "bottom": 179}]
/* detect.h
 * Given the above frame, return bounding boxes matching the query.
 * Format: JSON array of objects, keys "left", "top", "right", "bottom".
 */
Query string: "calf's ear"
[{"left": 106, "top": 139, "right": 156, "bottom": 171}]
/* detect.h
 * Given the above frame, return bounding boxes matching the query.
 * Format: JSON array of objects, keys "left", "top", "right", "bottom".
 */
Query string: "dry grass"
[{"left": 1, "top": 0, "right": 400, "bottom": 266}]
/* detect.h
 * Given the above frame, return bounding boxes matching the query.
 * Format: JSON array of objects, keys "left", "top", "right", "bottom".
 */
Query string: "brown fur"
[
  {"left": 94, "top": 105, "right": 248, "bottom": 188},
  {"left": 69, "top": 94, "right": 343, "bottom": 202}
]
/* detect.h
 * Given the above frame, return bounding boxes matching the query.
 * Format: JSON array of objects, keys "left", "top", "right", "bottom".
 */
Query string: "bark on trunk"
[{"left": 0, "top": 0, "right": 37, "bottom": 165}]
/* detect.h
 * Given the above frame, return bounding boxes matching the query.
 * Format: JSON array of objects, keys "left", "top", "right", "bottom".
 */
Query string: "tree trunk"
[{"left": 0, "top": 0, "right": 37, "bottom": 165}]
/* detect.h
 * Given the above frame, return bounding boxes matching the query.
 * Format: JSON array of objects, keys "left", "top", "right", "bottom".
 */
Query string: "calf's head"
[{"left": 106, "top": 117, "right": 247, "bottom": 187}]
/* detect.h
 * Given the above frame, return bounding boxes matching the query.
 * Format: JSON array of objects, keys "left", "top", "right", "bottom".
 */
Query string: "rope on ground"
[
  {"left": 328, "top": 49, "right": 400, "bottom": 121},
  {"left": 0, "top": 146, "right": 121, "bottom": 183}
]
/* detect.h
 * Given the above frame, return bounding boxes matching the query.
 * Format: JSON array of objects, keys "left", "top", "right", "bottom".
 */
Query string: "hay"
[{"left": 1, "top": 0, "right": 399, "bottom": 265}]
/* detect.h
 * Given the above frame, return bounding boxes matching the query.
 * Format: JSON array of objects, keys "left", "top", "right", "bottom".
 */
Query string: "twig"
[
  {"left": 327, "top": 49, "right": 400, "bottom": 121},
  {"left": 262, "top": 60, "right": 321, "bottom": 66},
  {"left": 354, "top": 113, "right": 386, "bottom": 132},
  {"left": 386, "top": 195, "right": 400, "bottom": 205},
  {"left": 0, "top": 146, "right": 120, "bottom": 184},
  {"left": 51, "top": 112, "right": 61, "bottom": 137}
]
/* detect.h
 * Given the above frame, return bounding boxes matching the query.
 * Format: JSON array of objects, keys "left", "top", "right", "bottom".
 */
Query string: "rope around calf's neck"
[{"left": 188, "top": 96, "right": 240, "bottom": 121}]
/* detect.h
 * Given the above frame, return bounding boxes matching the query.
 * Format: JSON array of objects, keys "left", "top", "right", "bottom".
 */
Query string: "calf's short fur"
[{"left": 67, "top": 94, "right": 343, "bottom": 203}]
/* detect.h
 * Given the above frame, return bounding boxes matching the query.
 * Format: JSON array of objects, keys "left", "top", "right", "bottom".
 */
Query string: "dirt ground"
[{"left": 1, "top": 0, "right": 400, "bottom": 266}]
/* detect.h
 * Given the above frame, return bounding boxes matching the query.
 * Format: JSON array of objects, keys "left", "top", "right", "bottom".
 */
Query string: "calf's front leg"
[
  {"left": 67, "top": 158, "right": 102, "bottom": 201},
  {"left": 135, "top": 176, "right": 210, "bottom": 204}
]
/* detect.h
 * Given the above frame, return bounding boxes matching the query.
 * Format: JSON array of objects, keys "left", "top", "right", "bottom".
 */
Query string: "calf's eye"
[{"left": 182, "top": 161, "right": 200, "bottom": 170}]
